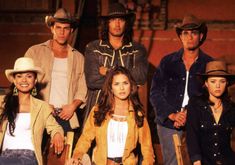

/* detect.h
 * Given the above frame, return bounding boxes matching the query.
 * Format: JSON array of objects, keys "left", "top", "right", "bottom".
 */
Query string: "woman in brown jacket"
[{"left": 67, "top": 66, "right": 154, "bottom": 165}]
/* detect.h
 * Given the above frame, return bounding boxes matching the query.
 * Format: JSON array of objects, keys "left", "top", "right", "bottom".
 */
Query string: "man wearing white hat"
[{"left": 24, "top": 8, "right": 87, "bottom": 133}]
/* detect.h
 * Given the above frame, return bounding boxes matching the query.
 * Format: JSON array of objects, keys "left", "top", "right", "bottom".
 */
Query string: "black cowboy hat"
[
  {"left": 176, "top": 14, "right": 207, "bottom": 46},
  {"left": 197, "top": 60, "right": 235, "bottom": 86},
  {"left": 45, "top": 8, "right": 78, "bottom": 28},
  {"left": 99, "top": 3, "right": 136, "bottom": 22}
]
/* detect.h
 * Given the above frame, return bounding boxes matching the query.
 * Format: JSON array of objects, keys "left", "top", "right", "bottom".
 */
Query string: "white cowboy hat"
[{"left": 5, "top": 57, "right": 44, "bottom": 83}]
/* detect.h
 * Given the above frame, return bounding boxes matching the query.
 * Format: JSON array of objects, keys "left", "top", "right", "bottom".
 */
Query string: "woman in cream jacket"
[{"left": 0, "top": 57, "right": 64, "bottom": 165}]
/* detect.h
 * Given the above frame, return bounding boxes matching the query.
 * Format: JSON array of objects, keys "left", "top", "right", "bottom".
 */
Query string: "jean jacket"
[{"left": 150, "top": 48, "right": 213, "bottom": 129}]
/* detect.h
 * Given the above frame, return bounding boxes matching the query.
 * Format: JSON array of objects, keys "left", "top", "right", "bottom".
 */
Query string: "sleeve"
[
  {"left": 43, "top": 103, "right": 64, "bottom": 138},
  {"left": 74, "top": 55, "right": 87, "bottom": 104},
  {"left": 138, "top": 118, "right": 155, "bottom": 164},
  {"left": 84, "top": 42, "right": 106, "bottom": 90},
  {"left": 186, "top": 98, "right": 202, "bottom": 163},
  {"left": 149, "top": 59, "right": 176, "bottom": 123},
  {"left": 129, "top": 44, "right": 148, "bottom": 85},
  {"left": 72, "top": 106, "right": 97, "bottom": 159}
]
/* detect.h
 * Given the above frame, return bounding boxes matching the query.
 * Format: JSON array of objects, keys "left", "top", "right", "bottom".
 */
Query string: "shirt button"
[
  {"left": 201, "top": 125, "right": 204, "bottom": 128},
  {"left": 213, "top": 123, "right": 217, "bottom": 126},
  {"left": 214, "top": 154, "right": 217, "bottom": 157},
  {"left": 214, "top": 133, "right": 217, "bottom": 136},
  {"left": 214, "top": 143, "right": 218, "bottom": 146},
  {"left": 182, "top": 77, "right": 185, "bottom": 80},
  {"left": 180, "top": 94, "right": 183, "bottom": 97}
]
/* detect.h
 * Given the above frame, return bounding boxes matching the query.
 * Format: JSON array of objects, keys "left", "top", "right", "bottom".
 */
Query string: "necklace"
[{"left": 211, "top": 101, "right": 222, "bottom": 113}]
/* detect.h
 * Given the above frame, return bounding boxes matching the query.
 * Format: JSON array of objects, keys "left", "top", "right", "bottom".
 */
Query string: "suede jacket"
[
  {"left": 73, "top": 106, "right": 155, "bottom": 165},
  {"left": 0, "top": 96, "right": 64, "bottom": 165},
  {"left": 150, "top": 48, "right": 213, "bottom": 129},
  {"left": 25, "top": 40, "right": 87, "bottom": 129}
]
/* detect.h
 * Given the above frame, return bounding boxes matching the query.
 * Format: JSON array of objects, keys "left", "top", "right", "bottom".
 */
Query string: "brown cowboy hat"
[
  {"left": 197, "top": 60, "right": 235, "bottom": 85},
  {"left": 45, "top": 8, "right": 78, "bottom": 28},
  {"left": 176, "top": 14, "right": 207, "bottom": 46},
  {"left": 99, "top": 3, "right": 135, "bottom": 22}
]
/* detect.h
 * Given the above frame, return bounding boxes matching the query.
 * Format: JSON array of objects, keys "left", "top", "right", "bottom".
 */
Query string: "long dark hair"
[
  {"left": 0, "top": 73, "right": 41, "bottom": 136},
  {"left": 100, "top": 17, "right": 134, "bottom": 45},
  {"left": 94, "top": 66, "right": 144, "bottom": 127}
]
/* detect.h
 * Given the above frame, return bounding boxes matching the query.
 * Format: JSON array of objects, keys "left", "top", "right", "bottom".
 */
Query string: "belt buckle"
[{"left": 54, "top": 107, "right": 62, "bottom": 116}]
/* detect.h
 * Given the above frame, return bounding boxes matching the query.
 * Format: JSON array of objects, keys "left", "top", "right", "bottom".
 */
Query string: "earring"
[
  {"left": 13, "top": 86, "right": 18, "bottom": 96},
  {"left": 31, "top": 87, "right": 37, "bottom": 96}
]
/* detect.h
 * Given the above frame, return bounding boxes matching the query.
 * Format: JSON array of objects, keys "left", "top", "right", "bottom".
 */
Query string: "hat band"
[
  {"left": 108, "top": 11, "right": 127, "bottom": 16},
  {"left": 206, "top": 69, "right": 228, "bottom": 74}
]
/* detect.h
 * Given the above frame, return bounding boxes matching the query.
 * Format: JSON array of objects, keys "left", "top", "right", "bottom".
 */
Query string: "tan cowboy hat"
[
  {"left": 176, "top": 14, "right": 207, "bottom": 46},
  {"left": 197, "top": 60, "right": 235, "bottom": 85},
  {"left": 99, "top": 3, "right": 135, "bottom": 22},
  {"left": 45, "top": 8, "right": 78, "bottom": 28},
  {"left": 5, "top": 57, "right": 44, "bottom": 83}
]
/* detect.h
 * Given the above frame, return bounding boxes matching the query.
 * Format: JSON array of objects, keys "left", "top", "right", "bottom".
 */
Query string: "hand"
[
  {"left": 169, "top": 111, "right": 187, "bottom": 127},
  {"left": 50, "top": 132, "right": 64, "bottom": 154},
  {"left": 58, "top": 103, "right": 76, "bottom": 120},
  {"left": 99, "top": 66, "right": 108, "bottom": 76},
  {"left": 65, "top": 158, "right": 82, "bottom": 165},
  {"left": 193, "top": 160, "right": 201, "bottom": 165}
]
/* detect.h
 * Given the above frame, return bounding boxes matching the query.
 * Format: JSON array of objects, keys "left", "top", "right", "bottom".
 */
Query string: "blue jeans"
[
  {"left": 157, "top": 124, "right": 183, "bottom": 165},
  {"left": 0, "top": 149, "right": 38, "bottom": 165}
]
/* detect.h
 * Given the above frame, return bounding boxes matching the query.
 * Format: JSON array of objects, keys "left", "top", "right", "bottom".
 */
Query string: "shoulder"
[
  {"left": 131, "top": 41, "right": 146, "bottom": 49},
  {"left": 86, "top": 40, "right": 100, "bottom": 49},
  {"left": 28, "top": 41, "right": 50, "bottom": 50},
  {"left": 31, "top": 97, "right": 50, "bottom": 108},
  {"left": 199, "top": 50, "right": 214, "bottom": 62}
]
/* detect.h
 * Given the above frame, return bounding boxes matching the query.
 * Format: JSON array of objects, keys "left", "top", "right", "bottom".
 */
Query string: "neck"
[
  {"left": 183, "top": 49, "right": 199, "bottom": 60},
  {"left": 51, "top": 40, "right": 68, "bottom": 51},
  {"left": 109, "top": 35, "right": 123, "bottom": 49},
  {"left": 113, "top": 98, "right": 129, "bottom": 115},
  {"left": 209, "top": 95, "right": 221, "bottom": 105},
  {"left": 18, "top": 92, "right": 30, "bottom": 105}
]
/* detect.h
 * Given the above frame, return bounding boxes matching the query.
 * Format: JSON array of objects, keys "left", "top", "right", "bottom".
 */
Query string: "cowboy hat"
[
  {"left": 197, "top": 60, "right": 235, "bottom": 85},
  {"left": 99, "top": 3, "right": 135, "bottom": 21},
  {"left": 176, "top": 14, "right": 207, "bottom": 46},
  {"left": 45, "top": 8, "right": 78, "bottom": 28},
  {"left": 5, "top": 57, "right": 44, "bottom": 83}
]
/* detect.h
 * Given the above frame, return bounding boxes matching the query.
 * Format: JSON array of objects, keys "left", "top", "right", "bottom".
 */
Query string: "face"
[
  {"left": 13, "top": 72, "right": 37, "bottom": 94},
  {"left": 205, "top": 77, "right": 227, "bottom": 98},
  {"left": 180, "top": 30, "right": 203, "bottom": 50},
  {"left": 112, "top": 74, "right": 131, "bottom": 101},
  {"left": 51, "top": 22, "right": 73, "bottom": 45},
  {"left": 108, "top": 17, "right": 126, "bottom": 38}
]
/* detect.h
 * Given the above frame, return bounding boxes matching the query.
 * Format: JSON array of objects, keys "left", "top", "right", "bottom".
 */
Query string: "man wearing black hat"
[
  {"left": 83, "top": 3, "right": 148, "bottom": 120},
  {"left": 150, "top": 14, "right": 213, "bottom": 165},
  {"left": 24, "top": 8, "right": 87, "bottom": 133}
]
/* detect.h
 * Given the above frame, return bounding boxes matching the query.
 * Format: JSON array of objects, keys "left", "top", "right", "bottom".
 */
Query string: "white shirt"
[
  {"left": 107, "top": 118, "right": 128, "bottom": 157},
  {"left": 2, "top": 113, "right": 34, "bottom": 151},
  {"left": 49, "top": 57, "right": 68, "bottom": 108},
  {"left": 181, "top": 71, "right": 189, "bottom": 109}
]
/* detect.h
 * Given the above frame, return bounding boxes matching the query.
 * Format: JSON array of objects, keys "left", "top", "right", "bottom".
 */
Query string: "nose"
[
  {"left": 216, "top": 82, "right": 220, "bottom": 88},
  {"left": 120, "top": 84, "right": 124, "bottom": 90}
]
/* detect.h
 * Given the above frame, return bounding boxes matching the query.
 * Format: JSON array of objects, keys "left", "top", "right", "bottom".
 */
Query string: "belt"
[{"left": 108, "top": 157, "right": 122, "bottom": 164}]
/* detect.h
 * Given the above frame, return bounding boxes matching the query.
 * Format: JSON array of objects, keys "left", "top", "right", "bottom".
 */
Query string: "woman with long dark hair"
[
  {"left": 67, "top": 66, "right": 154, "bottom": 165},
  {"left": 186, "top": 60, "right": 235, "bottom": 165},
  {"left": 0, "top": 57, "right": 64, "bottom": 165}
]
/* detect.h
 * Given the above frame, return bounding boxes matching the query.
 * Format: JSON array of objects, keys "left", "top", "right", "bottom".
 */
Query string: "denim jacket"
[{"left": 150, "top": 48, "right": 213, "bottom": 129}]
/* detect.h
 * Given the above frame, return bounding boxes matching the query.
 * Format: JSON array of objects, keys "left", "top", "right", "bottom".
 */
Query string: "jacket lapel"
[{"left": 30, "top": 96, "right": 42, "bottom": 131}]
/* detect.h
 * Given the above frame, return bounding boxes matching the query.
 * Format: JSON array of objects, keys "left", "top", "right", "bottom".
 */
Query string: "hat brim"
[
  {"left": 196, "top": 73, "right": 235, "bottom": 86},
  {"left": 176, "top": 23, "right": 208, "bottom": 46},
  {"left": 5, "top": 68, "right": 44, "bottom": 83},
  {"left": 99, "top": 12, "right": 136, "bottom": 20},
  {"left": 45, "top": 16, "right": 78, "bottom": 28}
]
